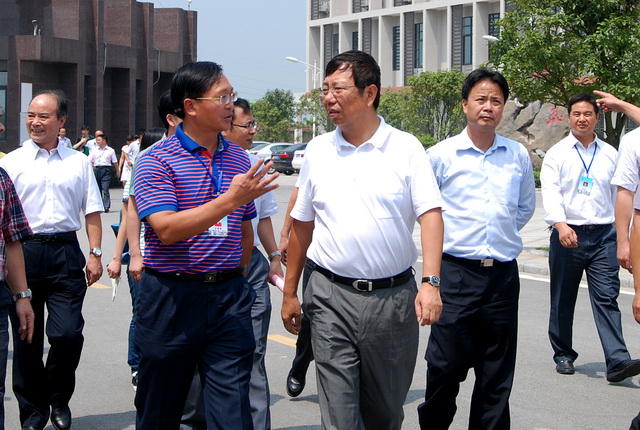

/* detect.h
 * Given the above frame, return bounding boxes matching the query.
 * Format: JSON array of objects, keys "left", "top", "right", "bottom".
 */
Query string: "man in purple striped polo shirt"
[{"left": 133, "top": 61, "right": 278, "bottom": 430}]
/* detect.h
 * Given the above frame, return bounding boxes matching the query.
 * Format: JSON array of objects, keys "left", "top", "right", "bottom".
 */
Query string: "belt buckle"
[
  {"left": 480, "top": 258, "right": 494, "bottom": 267},
  {"left": 352, "top": 280, "right": 373, "bottom": 292},
  {"left": 203, "top": 273, "right": 218, "bottom": 283}
]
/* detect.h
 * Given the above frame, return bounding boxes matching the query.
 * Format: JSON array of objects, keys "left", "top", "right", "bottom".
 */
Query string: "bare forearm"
[
  {"left": 257, "top": 217, "right": 279, "bottom": 255},
  {"left": 127, "top": 196, "right": 142, "bottom": 257},
  {"left": 5, "top": 241, "right": 28, "bottom": 294},
  {"left": 420, "top": 209, "right": 444, "bottom": 277},
  {"left": 85, "top": 211, "right": 102, "bottom": 249},
  {"left": 240, "top": 221, "right": 254, "bottom": 270},
  {"left": 283, "top": 219, "right": 313, "bottom": 298}
]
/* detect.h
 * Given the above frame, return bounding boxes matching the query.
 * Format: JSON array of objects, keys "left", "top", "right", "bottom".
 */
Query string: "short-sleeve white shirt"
[
  {"left": 0, "top": 139, "right": 103, "bottom": 233},
  {"left": 291, "top": 116, "right": 442, "bottom": 279},
  {"left": 612, "top": 128, "right": 640, "bottom": 210},
  {"left": 541, "top": 132, "right": 617, "bottom": 226},
  {"left": 248, "top": 152, "right": 278, "bottom": 247}
]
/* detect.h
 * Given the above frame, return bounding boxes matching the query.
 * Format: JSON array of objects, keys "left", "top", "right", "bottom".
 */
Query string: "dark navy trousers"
[
  {"left": 134, "top": 269, "right": 255, "bottom": 430},
  {"left": 548, "top": 224, "right": 630, "bottom": 372}
]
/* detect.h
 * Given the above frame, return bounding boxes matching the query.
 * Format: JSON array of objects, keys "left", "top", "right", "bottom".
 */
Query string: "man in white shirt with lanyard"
[
  {"left": 541, "top": 93, "right": 640, "bottom": 382},
  {"left": 281, "top": 50, "right": 444, "bottom": 430},
  {"left": 88, "top": 134, "right": 118, "bottom": 213}
]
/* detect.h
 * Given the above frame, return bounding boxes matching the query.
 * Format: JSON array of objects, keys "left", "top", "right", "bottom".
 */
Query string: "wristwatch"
[
  {"left": 13, "top": 289, "right": 32, "bottom": 302},
  {"left": 421, "top": 276, "right": 441, "bottom": 287},
  {"left": 90, "top": 248, "right": 103, "bottom": 258},
  {"left": 268, "top": 251, "right": 282, "bottom": 262}
]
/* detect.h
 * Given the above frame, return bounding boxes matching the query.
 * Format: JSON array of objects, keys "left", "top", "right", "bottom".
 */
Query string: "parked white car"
[
  {"left": 250, "top": 143, "right": 292, "bottom": 159},
  {"left": 291, "top": 148, "right": 306, "bottom": 173}
]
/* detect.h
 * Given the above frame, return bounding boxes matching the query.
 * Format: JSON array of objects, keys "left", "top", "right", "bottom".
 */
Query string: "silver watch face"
[
  {"left": 426, "top": 276, "right": 440, "bottom": 287},
  {"left": 91, "top": 248, "right": 102, "bottom": 257}
]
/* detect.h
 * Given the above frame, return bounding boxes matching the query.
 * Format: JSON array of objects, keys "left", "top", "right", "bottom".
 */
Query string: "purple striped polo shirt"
[{"left": 134, "top": 124, "right": 256, "bottom": 273}]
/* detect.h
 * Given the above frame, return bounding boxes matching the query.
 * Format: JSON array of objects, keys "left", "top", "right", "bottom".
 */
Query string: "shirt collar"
[
  {"left": 457, "top": 127, "right": 506, "bottom": 154},
  {"left": 334, "top": 115, "right": 390, "bottom": 151},
  {"left": 569, "top": 131, "right": 600, "bottom": 150},
  {"left": 23, "top": 139, "right": 69, "bottom": 160},
  {"left": 175, "top": 123, "right": 229, "bottom": 155}
]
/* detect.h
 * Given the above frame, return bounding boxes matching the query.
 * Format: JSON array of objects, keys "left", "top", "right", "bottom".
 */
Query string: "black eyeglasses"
[{"left": 232, "top": 121, "right": 258, "bottom": 130}]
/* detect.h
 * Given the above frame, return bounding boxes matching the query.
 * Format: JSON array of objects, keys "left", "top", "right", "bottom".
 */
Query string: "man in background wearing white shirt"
[{"left": 541, "top": 93, "right": 640, "bottom": 382}]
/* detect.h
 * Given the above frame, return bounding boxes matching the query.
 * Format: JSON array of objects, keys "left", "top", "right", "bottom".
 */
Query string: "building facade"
[
  {"left": 306, "top": 0, "right": 509, "bottom": 90},
  {"left": 0, "top": 0, "right": 196, "bottom": 153}
]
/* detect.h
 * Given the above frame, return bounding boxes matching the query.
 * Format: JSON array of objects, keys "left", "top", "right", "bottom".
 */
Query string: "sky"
[{"left": 148, "top": 0, "right": 308, "bottom": 102}]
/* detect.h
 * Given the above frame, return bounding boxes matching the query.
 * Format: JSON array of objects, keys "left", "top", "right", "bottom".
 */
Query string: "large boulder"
[{"left": 497, "top": 100, "right": 569, "bottom": 168}]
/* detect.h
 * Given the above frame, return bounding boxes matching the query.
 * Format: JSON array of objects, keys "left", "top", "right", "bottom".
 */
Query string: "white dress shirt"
[
  {"left": 58, "top": 137, "right": 72, "bottom": 148},
  {"left": 427, "top": 128, "right": 536, "bottom": 262},
  {"left": 612, "top": 127, "right": 640, "bottom": 210},
  {"left": 541, "top": 132, "right": 617, "bottom": 226},
  {"left": 291, "top": 116, "right": 442, "bottom": 279},
  {"left": 0, "top": 140, "right": 103, "bottom": 233},
  {"left": 248, "top": 152, "right": 278, "bottom": 247},
  {"left": 89, "top": 145, "right": 117, "bottom": 167}
]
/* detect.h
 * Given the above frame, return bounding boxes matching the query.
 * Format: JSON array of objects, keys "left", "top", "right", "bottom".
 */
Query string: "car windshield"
[{"left": 251, "top": 143, "right": 268, "bottom": 151}]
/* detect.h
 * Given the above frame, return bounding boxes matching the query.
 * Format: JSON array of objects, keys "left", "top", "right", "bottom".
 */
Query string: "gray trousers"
[
  {"left": 303, "top": 269, "right": 419, "bottom": 430},
  {"left": 246, "top": 247, "right": 272, "bottom": 430}
]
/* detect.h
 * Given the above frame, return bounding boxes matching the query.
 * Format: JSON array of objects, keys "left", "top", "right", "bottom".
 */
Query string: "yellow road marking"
[
  {"left": 268, "top": 334, "right": 296, "bottom": 347},
  {"left": 90, "top": 283, "right": 111, "bottom": 290}
]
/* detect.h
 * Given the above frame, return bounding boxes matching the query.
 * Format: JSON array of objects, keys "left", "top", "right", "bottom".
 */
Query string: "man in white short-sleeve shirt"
[{"left": 281, "top": 50, "right": 444, "bottom": 430}]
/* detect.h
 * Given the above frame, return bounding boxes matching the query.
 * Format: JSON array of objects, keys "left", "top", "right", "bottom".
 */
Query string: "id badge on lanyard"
[{"left": 574, "top": 142, "right": 597, "bottom": 197}]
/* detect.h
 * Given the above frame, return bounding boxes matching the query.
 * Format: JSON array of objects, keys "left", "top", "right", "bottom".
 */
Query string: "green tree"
[
  {"left": 295, "top": 90, "right": 335, "bottom": 140},
  {"left": 379, "top": 70, "right": 466, "bottom": 148},
  {"left": 253, "top": 89, "right": 296, "bottom": 142},
  {"left": 490, "top": 0, "right": 640, "bottom": 146}
]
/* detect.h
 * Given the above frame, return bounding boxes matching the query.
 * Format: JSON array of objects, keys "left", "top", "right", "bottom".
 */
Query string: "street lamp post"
[{"left": 286, "top": 56, "right": 323, "bottom": 138}]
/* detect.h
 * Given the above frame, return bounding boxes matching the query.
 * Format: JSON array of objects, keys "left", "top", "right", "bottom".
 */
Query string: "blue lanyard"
[
  {"left": 574, "top": 142, "right": 597, "bottom": 177},
  {"left": 194, "top": 146, "right": 223, "bottom": 196}
]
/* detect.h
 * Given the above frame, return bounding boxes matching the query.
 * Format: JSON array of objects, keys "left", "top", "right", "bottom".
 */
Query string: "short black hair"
[
  {"left": 157, "top": 90, "right": 176, "bottom": 129},
  {"left": 33, "top": 90, "right": 68, "bottom": 119},
  {"left": 568, "top": 93, "right": 599, "bottom": 115},
  {"left": 139, "top": 127, "right": 166, "bottom": 151},
  {"left": 462, "top": 68, "right": 510, "bottom": 102},
  {"left": 325, "top": 50, "right": 382, "bottom": 109},
  {"left": 171, "top": 61, "right": 224, "bottom": 119},
  {"left": 81, "top": 125, "right": 89, "bottom": 131},
  {"left": 98, "top": 133, "right": 108, "bottom": 141},
  {"left": 233, "top": 98, "right": 252, "bottom": 119}
]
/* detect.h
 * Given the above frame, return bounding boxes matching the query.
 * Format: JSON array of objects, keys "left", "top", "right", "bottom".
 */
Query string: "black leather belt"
[
  {"left": 145, "top": 266, "right": 245, "bottom": 284},
  {"left": 443, "top": 253, "right": 510, "bottom": 268},
  {"left": 567, "top": 223, "right": 611, "bottom": 231},
  {"left": 94, "top": 165, "right": 111, "bottom": 168},
  {"left": 315, "top": 265, "right": 413, "bottom": 292},
  {"left": 28, "top": 232, "right": 77, "bottom": 243}
]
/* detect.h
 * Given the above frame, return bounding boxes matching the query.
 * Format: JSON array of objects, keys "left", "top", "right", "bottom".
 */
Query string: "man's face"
[
  {"left": 569, "top": 100, "right": 599, "bottom": 138},
  {"left": 224, "top": 107, "right": 256, "bottom": 150},
  {"left": 81, "top": 128, "right": 89, "bottom": 137},
  {"left": 26, "top": 94, "right": 65, "bottom": 146},
  {"left": 191, "top": 73, "right": 235, "bottom": 134},
  {"left": 321, "top": 66, "right": 368, "bottom": 128},
  {"left": 462, "top": 79, "right": 505, "bottom": 131},
  {"left": 96, "top": 136, "right": 106, "bottom": 147},
  {"left": 59, "top": 128, "right": 66, "bottom": 138}
]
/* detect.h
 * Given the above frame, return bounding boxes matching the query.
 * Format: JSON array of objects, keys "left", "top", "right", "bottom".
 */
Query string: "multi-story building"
[
  {"left": 0, "top": 0, "right": 196, "bottom": 152},
  {"left": 305, "top": 0, "right": 509, "bottom": 90}
]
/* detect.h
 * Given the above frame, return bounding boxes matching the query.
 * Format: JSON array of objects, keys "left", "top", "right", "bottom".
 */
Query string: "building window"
[
  {"left": 488, "top": 13, "right": 500, "bottom": 37},
  {"left": 352, "top": 31, "right": 359, "bottom": 50},
  {"left": 393, "top": 26, "right": 400, "bottom": 71},
  {"left": 332, "top": 33, "right": 339, "bottom": 58},
  {"left": 0, "top": 72, "right": 6, "bottom": 141},
  {"left": 414, "top": 22, "right": 423, "bottom": 69},
  {"left": 462, "top": 16, "right": 472, "bottom": 65}
]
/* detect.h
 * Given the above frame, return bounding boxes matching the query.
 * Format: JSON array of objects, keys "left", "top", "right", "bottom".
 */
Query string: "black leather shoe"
[
  {"left": 607, "top": 359, "right": 640, "bottom": 382},
  {"left": 51, "top": 405, "right": 72, "bottom": 430},
  {"left": 286, "top": 372, "right": 305, "bottom": 397},
  {"left": 556, "top": 359, "right": 575, "bottom": 375}
]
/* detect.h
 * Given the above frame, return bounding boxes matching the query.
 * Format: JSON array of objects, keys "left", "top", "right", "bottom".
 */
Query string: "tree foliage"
[
  {"left": 490, "top": 0, "right": 640, "bottom": 146},
  {"left": 252, "top": 89, "right": 296, "bottom": 142},
  {"left": 378, "top": 70, "right": 467, "bottom": 148},
  {"left": 295, "top": 91, "right": 335, "bottom": 139}
]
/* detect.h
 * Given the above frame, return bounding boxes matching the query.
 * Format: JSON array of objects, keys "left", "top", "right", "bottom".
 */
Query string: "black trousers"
[
  {"left": 418, "top": 254, "right": 520, "bottom": 430},
  {"left": 12, "top": 234, "right": 87, "bottom": 429},
  {"left": 289, "top": 259, "right": 316, "bottom": 381}
]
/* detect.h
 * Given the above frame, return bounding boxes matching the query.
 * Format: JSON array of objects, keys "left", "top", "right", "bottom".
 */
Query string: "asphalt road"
[{"left": 5, "top": 174, "right": 640, "bottom": 429}]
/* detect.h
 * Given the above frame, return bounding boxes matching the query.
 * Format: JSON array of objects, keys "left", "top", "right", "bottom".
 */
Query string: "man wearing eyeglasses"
[
  {"left": 133, "top": 62, "right": 279, "bottom": 430},
  {"left": 281, "top": 50, "right": 444, "bottom": 430},
  {"left": 223, "top": 98, "right": 282, "bottom": 430}
]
